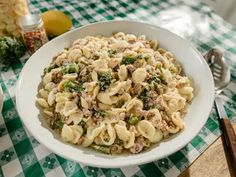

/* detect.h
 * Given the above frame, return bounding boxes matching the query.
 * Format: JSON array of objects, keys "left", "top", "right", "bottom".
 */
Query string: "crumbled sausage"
[
  {"left": 83, "top": 109, "right": 91, "bottom": 117},
  {"left": 135, "top": 107, "right": 148, "bottom": 118},
  {"left": 133, "top": 60, "right": 144, "bottom": 68},
  {"left": 127, "top": 64, "right": 136, "bottom": 73},
  {"left": 94, "top": 136, "right": 102, "bottom": 145},
  {"left": 51, "top": 71, "right": 62, "bottom": 83},
  {"left": 111, "top": 144, "right": 123, "bottom": 154},
  {"left": 130, "top": 143, "right": 143, "bottom": 154},
  {"left": 145, "top": 90, "right": 158, "bottom": 109},
  {"left": 130, "top": 136, "right": 150, "bottom": 154},
  {"left": 131, "top": 83, "right": 142, "bottom": 96},
  {"left": 77, "top": 136, "right": 85, "bottom": 145}
]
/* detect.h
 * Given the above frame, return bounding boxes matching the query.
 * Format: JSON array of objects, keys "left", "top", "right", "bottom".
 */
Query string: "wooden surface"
[{"left": 179, "top": 123, "right": 236, "bottom": 177}]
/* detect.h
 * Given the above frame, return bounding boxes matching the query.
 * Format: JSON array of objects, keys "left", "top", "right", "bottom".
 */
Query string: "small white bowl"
[{"left": 16, "top": 20, "right": 214, "bottom": 168}]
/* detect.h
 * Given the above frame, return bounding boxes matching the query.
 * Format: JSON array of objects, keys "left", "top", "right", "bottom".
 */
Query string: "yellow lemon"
[{"left": 41, "top": 10, "right": 72, "bottom": 37}]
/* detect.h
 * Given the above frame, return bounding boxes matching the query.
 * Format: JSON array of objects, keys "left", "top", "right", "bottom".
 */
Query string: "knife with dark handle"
[{"left": 215, "top": 96, "right": 236, "bottom": 177}]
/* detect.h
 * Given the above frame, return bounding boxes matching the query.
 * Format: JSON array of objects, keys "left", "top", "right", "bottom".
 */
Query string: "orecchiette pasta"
[
  {"left": 99, "top": 123, "right": 116, "bottom": 146},
  {"left": 70, "top": 125, "right": 83, "bottom": 144},
  {"left": 80, "top": 97, "right": 89, "bottom": 109},
  {"left": 114, "top": 121, "right": 130, "bottom": 142},
  {"left": 43, "top": 109, "right": 53, "bottom": 117},
  {"left": 97, "top": 92, "right": 112, "bottom": 105},
  {"left": 61, "top": 124, "right": 74, "bottom": 142},
  {"left": 44, "top": 82, "right": 55, "bottom": 91},
  {"left": 137, "top": 120, "right": 155, "bottom": 140},
  {"left": 68, "top": 48, "right": 82, "bottom": 62},
  {"left": 39, "top": 89, "right": 48, "bottom": 99},
  {"left": 118, "top": 65, "right": 128, "bottom": 81},
  {"left": 63, "top": 73, "right": 78, "bottom": 80},
  {"left": 43, "top": 73, "right": 52, "bottom": 86},
  {"left": 47, "top": 90, "right": 56, "bottom": 106},
  {"left": 37, "top": 32, "right": 194, "bottom": 154},
  {"left": 125, "top": 98, "right": 143, "bottom": 112},
  {"left": 132, "top": 68, "right": 147, "bottom": 84},
  {"left": 108, "top": 80, "right": 132, "bottom": 96},
  {"left": 63, "top": 101, "right": 78, "bottom": 116},
  {"left": 55, "top": 102, "right": 65, "bottom": 113},
  {"left": 83, "top": 123, "right": 105, "bottom": 147},
  {"left": 67, "top": 111, "right": 83, "bottom": 125},
  {"left": 149, "top": 129, "right": 163, "bottom": 143},
  {"left": 171, "top": 112, "right": 185, "bottom": 129},
  {"left": 36, "top": 98, "right": 49, "bottom": 108},
  {"left": 124, "top": 132, "right": 135, "bottom": 148},
  {"left": 92, "top": 59, "right": 108, "bottom": 71}
]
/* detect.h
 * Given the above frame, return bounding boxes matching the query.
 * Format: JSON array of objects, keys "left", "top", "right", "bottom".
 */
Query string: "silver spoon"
[{"left": 204, "top": 48, "right": 236, "bottom": 176}]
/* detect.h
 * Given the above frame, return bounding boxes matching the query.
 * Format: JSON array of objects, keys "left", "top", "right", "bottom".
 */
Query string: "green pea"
[{"left": 128, "top": 115, "right": 139, "bottom": 125}]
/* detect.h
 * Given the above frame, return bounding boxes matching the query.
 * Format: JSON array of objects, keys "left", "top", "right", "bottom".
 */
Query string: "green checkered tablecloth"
[{"left": 1, "top": 0, "right": 236, "bottom": 176}]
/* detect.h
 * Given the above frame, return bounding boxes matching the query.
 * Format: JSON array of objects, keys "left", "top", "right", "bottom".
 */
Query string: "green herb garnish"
[{"left": 138, "top": 88, "right": 149, "bottom": 110}]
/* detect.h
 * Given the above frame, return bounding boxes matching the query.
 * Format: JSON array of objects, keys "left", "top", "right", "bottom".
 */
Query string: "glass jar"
[{"left": 19, "top": 14, "right": 48, "bottom": 54}]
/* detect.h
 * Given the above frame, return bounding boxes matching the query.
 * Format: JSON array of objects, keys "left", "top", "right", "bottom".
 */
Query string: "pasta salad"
[{"left": 36, "top": 32, "right": 194, "bottom": 154}]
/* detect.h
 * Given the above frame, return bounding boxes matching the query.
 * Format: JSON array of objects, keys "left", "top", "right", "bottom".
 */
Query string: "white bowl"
[{"left": 16, "top": 20, "right": 214, "bottom": 168}]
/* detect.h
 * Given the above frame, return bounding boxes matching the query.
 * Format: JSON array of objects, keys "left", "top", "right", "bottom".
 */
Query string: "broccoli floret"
[
  {"left": 62, "top": 63, "right": 80, "bottom": 74},
  {"left": 64, "top": 81, "right": 83, "bottom": 93},
  {"left": 98, "top": 72, "right": 112, "bottom": 91},
  {"left": 0, "top": 37, "right": 26, "bottom": 64},
  {"left": 120, "top": 55, "right": 136, "bottom": 65}
]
